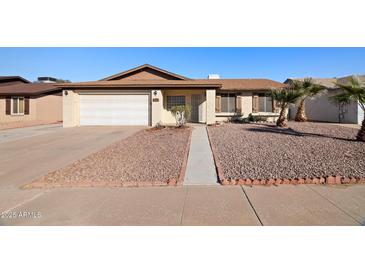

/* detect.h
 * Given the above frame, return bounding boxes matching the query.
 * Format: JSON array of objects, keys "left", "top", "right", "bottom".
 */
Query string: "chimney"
[{"left": 208, "top": 74, "right": 220, "bottom": 79}]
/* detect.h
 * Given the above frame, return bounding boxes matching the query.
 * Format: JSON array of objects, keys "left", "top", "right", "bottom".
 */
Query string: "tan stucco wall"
[
  {"left": 63, "top": 90, "right": 80, "bottom": 127},
  {"left": 288, "top": 89, "right": 360, "bottom": 124},
  {"left": 161, "top": 89, "right": 207, "bottom": 125},
  {"left": 151, "top": 90, "right": 163, "bottom": 126},
  {"left": 240, "top": 91, "right": 253, "bottom": 117},
  {"left": 35, "top": 93, "right": 63, "bottom": 122},
  {"left": 206, "top": 89, "right": 216, "bottom": 125},
  {"left": 0, "top": 94, "right": 62, "bottom": 123}
]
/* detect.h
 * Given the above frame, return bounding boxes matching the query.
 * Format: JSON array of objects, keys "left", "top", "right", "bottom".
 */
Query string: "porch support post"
[
  {"left": 206, "top": 89, "right": 216, "bottom": 125},
  {"left": 151, "top": 89, "right": 163, "bottom": 126},
  {"left": 63, "top": 89, "right": 79, "bottom": 128}
]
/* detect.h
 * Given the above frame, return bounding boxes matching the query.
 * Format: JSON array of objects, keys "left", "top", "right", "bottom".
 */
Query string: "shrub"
[{"left": 170, "top": 105, "right": 191, "bottom": 127}]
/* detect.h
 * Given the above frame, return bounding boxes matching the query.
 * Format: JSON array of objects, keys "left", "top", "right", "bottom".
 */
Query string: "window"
[
  {"left": 11, "top": 97, "right": 25, "bottom": 115},
  {"left": 258, "top": 93, "right": 273, "bottom": 112},
  {"left": 167, "top": 96, "right": 185, "bottom": 110},
  {"left": 218, "top": 93, "right": 236, "bottom": 113}
]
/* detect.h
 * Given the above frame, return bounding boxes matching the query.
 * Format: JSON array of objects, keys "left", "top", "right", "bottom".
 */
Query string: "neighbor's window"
[
  {"left": 167, "top": 96, "right": 185, "bottom": 110},
  {"left": 219, "top": 93, "right": 236, "bottom": 113},
  {"left": 11, "top": 97, "right": 25, "bottom": 115},
  {"left": 258, "top": 93, "right": 273, "bottom": 112}
]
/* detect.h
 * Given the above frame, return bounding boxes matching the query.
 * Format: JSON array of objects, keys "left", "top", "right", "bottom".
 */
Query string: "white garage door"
[{"left": 80, "top": 94, "right": 149, "bottom": 125}]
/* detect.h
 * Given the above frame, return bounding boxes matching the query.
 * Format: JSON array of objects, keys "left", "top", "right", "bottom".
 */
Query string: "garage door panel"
[{"left": 80, "top": 94, "right": 149, "bottom": 126}]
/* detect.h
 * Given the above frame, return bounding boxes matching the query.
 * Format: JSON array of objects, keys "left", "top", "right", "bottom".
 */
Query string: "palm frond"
[
  {"left": 290, "top": 80, "right": 303, "bottom": 91},
  {"left": 302, "top": 78, "right": 313, "bottom": 89},
  {"left": 330, "top": 93, "right": 352, "bottom": 104},
  {"left": 308, "top": 83, "right": 326, "bottom": 96},
  {"left": 271, "top": 88, "right": 303, "bottom": 107},
  {"left": 334, "top": 76, "right": 365, "bottom": 105}
]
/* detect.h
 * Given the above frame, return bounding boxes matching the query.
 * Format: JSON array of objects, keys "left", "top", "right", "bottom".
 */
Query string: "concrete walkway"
[
  {"left": 1, "top": 184, "right": 365, "bottom": 226},
  {"left": 184, "top": 125, "right": 218, "bottom": 185}
]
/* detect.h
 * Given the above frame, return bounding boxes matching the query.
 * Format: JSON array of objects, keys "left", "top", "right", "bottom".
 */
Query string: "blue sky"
[{"left": 0, "top": 48, "right": 364, "bottom": 82}]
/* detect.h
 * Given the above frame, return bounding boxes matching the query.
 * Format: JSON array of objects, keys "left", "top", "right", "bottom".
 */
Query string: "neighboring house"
[
  {"left": 0, "top": 76, "right": 30, "bottom": 86},
  {"left": 60, "top": 64, "right": 285, "bottom": 127},
  {"left": 285, "top": 75, "right": 365, "bottom": 124},
  {"left": 0, "top": 76, "right": 63, "bottom": 123}
]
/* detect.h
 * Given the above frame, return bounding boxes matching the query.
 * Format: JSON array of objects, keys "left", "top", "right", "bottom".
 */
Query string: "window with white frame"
[
  {"left": 11, "top": 97, "right": 25, "bottom": 115},
  {"left": 167, "top": 95, "right": 185, "bottom": 110},
  {"left": 258, "top": 93, "right": 273, "bottom": 112}
]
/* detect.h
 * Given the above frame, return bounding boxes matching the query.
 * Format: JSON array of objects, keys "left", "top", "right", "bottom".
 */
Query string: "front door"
[{"left": 191, "top": 94, "right": 205, "bottom": 123}]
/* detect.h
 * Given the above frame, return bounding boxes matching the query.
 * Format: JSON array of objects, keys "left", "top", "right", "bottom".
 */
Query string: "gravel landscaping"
[
  {"left": 207, "top": 122, "right": 365, "bottom": 183},
  {"left": 29, "top": 127, "right": 191, "bottom": 187}
]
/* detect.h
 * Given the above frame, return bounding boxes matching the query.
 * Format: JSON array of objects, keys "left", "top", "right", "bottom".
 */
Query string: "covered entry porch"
[{"left": 151, "top": 89, "right": 216, "bottom": 126}]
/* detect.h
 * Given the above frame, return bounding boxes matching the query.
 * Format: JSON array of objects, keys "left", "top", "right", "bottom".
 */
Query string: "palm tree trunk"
[
  {"left": 356, "top": 114, "right": 365, "bottom": 142},
  {"left": 276, "top": 107, "right": 288, "bottom": 127},
  {"left": 295, "top": 99, "right": 307, "bottom": 122}
]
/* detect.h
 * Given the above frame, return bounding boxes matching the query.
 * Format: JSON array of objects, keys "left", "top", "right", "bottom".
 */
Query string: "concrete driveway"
[
  {"left": 1, "top": 124, "right": 365, "bottom": 226},
  {"left": 0, "top": 125, "right": 145, "bottom": 212},
  {"left": 0, "top": 124, "right": 63, "bottom": 144}
]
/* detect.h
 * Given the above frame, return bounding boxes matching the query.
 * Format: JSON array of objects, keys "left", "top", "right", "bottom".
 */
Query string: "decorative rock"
[{"left": 154, "top": 181, "right": 167, "bottom": 186}]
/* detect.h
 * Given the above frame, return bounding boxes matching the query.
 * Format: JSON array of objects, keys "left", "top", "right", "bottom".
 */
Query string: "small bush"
[{"left": 170, "top": 105, "right": 191, "bottom": 127}]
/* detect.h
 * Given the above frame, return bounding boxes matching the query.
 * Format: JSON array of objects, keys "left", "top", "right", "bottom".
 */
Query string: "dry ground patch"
[
  {"left": 207, "top": 122, "right": 365, "bottom": 185},
  {"left": 27, "top": 127, "right": 191, "bottom": 188}
]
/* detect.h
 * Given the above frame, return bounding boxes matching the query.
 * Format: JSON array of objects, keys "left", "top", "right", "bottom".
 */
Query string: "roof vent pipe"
[{"left": 208, "top": 74, "right": 220, "bottom": 79}]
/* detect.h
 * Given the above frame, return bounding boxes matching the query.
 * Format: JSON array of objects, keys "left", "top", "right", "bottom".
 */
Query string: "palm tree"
[
  {"left": 292, "top": 78, "right": 326, "bottom": 122},
  {"left": 272, "top": 88, "right": 304, "bottom": 127},
  {"left": 332, "top": 76, "right": 365, "bottom": 141}
]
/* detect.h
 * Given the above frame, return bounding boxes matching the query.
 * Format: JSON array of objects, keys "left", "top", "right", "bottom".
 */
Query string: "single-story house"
[
  {"left": 285, "top": 75, "right": 364, "bottom": 124},
  {"left": 60, "top": 64, "right": 285, "bottom": 127},
  {"left": 0, "top": 76, "right": 63, "bottom": 123}
]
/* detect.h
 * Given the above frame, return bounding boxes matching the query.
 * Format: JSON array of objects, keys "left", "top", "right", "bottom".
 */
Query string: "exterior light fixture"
[
  {"left": 64, "top": 90, "right": 68, "bottom": 96},
  {"left": 153, "top": 90, "right": 158, "bottom": 96}
]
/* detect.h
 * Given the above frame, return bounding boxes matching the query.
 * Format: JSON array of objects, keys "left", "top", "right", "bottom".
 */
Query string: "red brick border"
[
  {"left": 218, "top": 176, "right": 365, "bottom": 186},
  {"left": 206, "top": 126, "right": 365, "bottom": 186}
]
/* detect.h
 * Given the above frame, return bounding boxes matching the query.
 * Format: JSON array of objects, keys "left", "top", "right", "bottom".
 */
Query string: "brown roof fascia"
[{"left": 100, "top": 64, "right": 190, "bottom": 81}]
